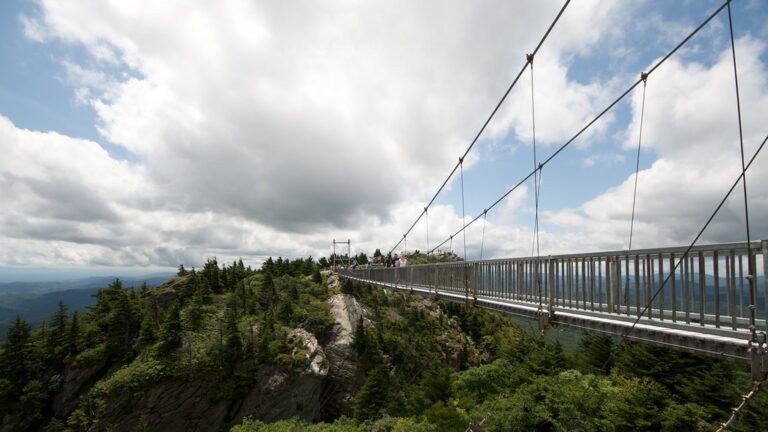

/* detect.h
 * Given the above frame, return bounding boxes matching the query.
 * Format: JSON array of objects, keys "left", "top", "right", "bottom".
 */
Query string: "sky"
[{"left": 1, "top": 0, "right": 767, "bottom": 281}]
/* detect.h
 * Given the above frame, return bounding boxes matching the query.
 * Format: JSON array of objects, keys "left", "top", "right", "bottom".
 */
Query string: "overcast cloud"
[{"left": 1, "top": 0, "right": 767, "bottom": 270}]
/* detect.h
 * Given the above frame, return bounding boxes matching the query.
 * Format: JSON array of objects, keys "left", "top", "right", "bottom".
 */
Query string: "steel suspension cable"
[
  {"left": 480, "top": 210, "right": 487, "bottom": 260},
  {"left": 460, "top": 159, "right": 468, "bottom": 260},
  {"left": 427, "top": 0, "right": 730, "bottom": 255},
  {"left": 425, "top": 207, "right": 429, "bottom": 254},
  {"left": 387, "top": 0, "right": 572, "bottom": 257},
  {"left": 529, "top": 54, "right": 542, "bottom": 260},
  {"left": 716, "top": 380, "right": 765, "bottom": 432},
  {"left": 727, "top": 0, "right": 756, "bottom": 339},
  {"left": 528, "top": 55, "right": 544, "bottom": 308},
  {"left": 628, "top": 74, "right": 648, "bottom": 252}
]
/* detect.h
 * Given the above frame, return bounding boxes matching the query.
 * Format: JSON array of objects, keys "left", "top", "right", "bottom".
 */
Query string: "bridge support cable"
[
  {"left": 727, "top": 0, "right": 757, "bottom": 342},
  {"left": 427, "top": 0, "right": 731, "bottom": 256},
  {"left": 479, "top": 210, "right": 487, "bottom": 260},
  {"left": 628, "top": 73, "right": 648, "bottom": 252},
  {"left": 460, "top": 158, "right": 468, "bottom": 261},
  {"left": 716, "top": 380, "right": 765, "bottom": 432},
  {"left": 528, "top": 53, "right": 546, "bottom": 316},
  {"left": 425, "top": 207, "right": 429, "bottom": 254},
  {"left": 386, "top": 0, "right": 572, "bottom": 257},
  {"left": 719, "top": 5, "right": 765, "bottom": 429}
]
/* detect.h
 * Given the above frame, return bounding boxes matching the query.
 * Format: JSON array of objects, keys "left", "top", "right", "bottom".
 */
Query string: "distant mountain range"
[{"left": 0, "top": 273, "right": 173, "bottom": 338}]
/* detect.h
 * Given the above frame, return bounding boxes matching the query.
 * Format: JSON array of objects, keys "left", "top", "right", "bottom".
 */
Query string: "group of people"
[
  {"left": 384, "top": 253, "right": 407, "bottom": 268},
  {"left": 358, "top": 253, "right": 408, "bottom": 269}
]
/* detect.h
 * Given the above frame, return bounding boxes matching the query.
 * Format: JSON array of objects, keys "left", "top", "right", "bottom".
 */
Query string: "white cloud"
[
  {"left": 6, "top": 1, "right": 766, "bottom": 271},
  {"left": 547, "top": 38, "right": 768, "bottom": 251}
]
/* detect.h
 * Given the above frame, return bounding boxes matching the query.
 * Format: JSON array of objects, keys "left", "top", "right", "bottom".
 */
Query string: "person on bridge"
[{"left": 400, "top": 253, "right": 407, "bottom": 267}]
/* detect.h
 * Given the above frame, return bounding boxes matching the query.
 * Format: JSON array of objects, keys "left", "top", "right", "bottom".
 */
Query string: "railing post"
[
  {"left": 464, "top": 265, "right": 470, "bottom": 310},
  {"left": 609, "top": 257, "right": 621, "bottom": 314},
  {"left": 763, "top": 240, "right": 768, "bottom": 334},
  {"left": 548, "top": 258, "right": 555, "bottom": 307}
]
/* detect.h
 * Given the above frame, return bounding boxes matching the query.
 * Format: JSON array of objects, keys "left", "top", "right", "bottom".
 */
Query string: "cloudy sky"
[{"left": 1, "top": 0, "right": 767, "bottom": 280}]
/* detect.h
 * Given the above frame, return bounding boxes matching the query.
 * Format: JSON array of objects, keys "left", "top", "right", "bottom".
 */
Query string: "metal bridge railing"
[{"left": 339, "top": 241, "right": 767, "bottom": 335}]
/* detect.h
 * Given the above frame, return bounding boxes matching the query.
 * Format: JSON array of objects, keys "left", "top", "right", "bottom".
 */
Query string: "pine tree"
[
  {"left": 256, "top": 311, "right": 274, "bottom": 364},
  {"left": 177, "top": 264, "right": 188, "bottom": 277},
  {"left": 136, "top": 306, "right": 157, "bottom": 348},
  {"left": 580, "top": 334, "right": 614, "bottom": 371},
  {"left": 187, "top": 282, "right": 205, "bottom": 331},
  {"left": 158, "top": 302, "right": 182, "bottom": 355},
  {"left": 352, "top": 315, "right": 367, "bottom": 356},
  {"left": 49, "top": 301, "right": 68, "bottom": 361},
  {"left": 0, "top": 316, "right": 33, "bottom": 397},
  {"left": 263, "top": 257, "right": 275, "bottom": 274},
  {"left": 277, "top": 299, "right": 293, "bottom": 323},
  {"left": 66, "top": 310, "right": 80, "bottom": 357},
  {"left": 223, "top": 307, "right": 242, "bottom": 370},
  {"left": 354, "top": 366, "right": 390, "bottom": 420},
  {"left": 259, "top": 272, "right": 276, "bottom": 310}
]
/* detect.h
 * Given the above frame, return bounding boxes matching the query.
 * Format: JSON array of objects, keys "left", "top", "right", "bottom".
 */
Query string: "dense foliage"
[{"left": 233, "top": 279, "right": 768, "bottom": 432}]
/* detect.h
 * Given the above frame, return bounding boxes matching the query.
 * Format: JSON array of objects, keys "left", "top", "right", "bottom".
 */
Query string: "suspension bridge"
[{"left": 335, "top": 2, "right": 768, "bottom": 423}]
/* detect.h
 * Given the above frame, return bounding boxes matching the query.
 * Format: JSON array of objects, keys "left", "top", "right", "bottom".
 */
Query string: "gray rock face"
[
  {"left": 323, "top": 293, "right": 367, "bottom": 417},
  {"left": 52, "top": 357, "right": 109, "bottom": 417},
  {"left": 98, "top": 367, "right": 325, "bottom": 432}
]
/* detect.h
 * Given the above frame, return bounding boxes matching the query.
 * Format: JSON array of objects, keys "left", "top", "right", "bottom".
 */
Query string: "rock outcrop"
[
  {"left": 322, "top": 293, "right": 367, "bottom": 418},
  {"left": 289, "top": 328, "right": 329, "bottom": 376},
  {"left": 52, "top": 356, "right": 110, "bottom": 417},
  {"left": 98, "top": 366, "right": 326, "bottom": 432}
]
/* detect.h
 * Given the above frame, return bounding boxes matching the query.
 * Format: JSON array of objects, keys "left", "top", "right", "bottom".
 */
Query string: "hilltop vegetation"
[{"left": 1, "top": 253, "right": 767, "bottom": 431}]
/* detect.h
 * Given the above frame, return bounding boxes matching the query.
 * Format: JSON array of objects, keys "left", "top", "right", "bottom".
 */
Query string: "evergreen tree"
[
  {"left": 256, "top": 311, "right": 274, "bottom": 364},
  {"left": 66, "top": 310, "right": 80, "bottom": 357},
  {"left": 354, "top": 366, "right": 390, "bottom": 421},
  {"left": 259, "top": 272, "right": 276, "bottom": 310},
  {"left": 158, "top": 302, "right": 182, "bottom": 355},
  {"left": 277, "top": 299, "right": 293, "bottom": 323},
  {"left": 48, "top": 301, "right": 68, "bottom": 362},
  {"left": 223, "top": 307, "right": 242, "bottom": 370},
  {"left": 263, "top": 257, "right": 275, "bottom": 274},
  {"left": 202, "top": 258, "right": 222, "bottom": 293},
  {"left": 187, "top": 282, "right": 205, "bottom": 331},
  {"left": 352, "top": 315, "right": 367, "bottom": 356},
  {"left": 312, "top": 268, "right": 322, "bottom": 285},
  {"left": 135, "top": 306, "right": 157, "bottom": 348},
  {"left": 0, "top": 316, "right": 33, "bottom": 398},
  {"left": 580, "top": 334, "right": 614, "bottom": 371},
  {"left": 177, "top": 264, "right": 188, "bottom": 277}
]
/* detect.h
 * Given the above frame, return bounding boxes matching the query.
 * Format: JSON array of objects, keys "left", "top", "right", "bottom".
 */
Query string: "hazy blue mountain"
[
  {"left": 0, "top": 274, "right": 173, "bottom": 337},
  {"left": 0, "top": 273, "right": 173, "bottom": 295}
]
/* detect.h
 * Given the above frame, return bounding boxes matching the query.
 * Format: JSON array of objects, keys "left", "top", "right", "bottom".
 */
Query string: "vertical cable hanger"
[
  {"left": 628, "top": 72, "right": 648, "bottom": 252},
  {"left": 528, "top": 53, "right": 541, "bottom": 260},
  {"left": 528, "top": 53, "right": 544, "bottom": 308},
  {"left": 425, "top": 207, "right": 429, "bottom": 255},
  {"left": 727, "top": 0, "right": 756, "bottom": 341},
  {"left": 460, "top": 157, "right": 468, "bottom": 261},
  {"left": 480, "top": 210, "right": 487, "bottom": 261}
]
